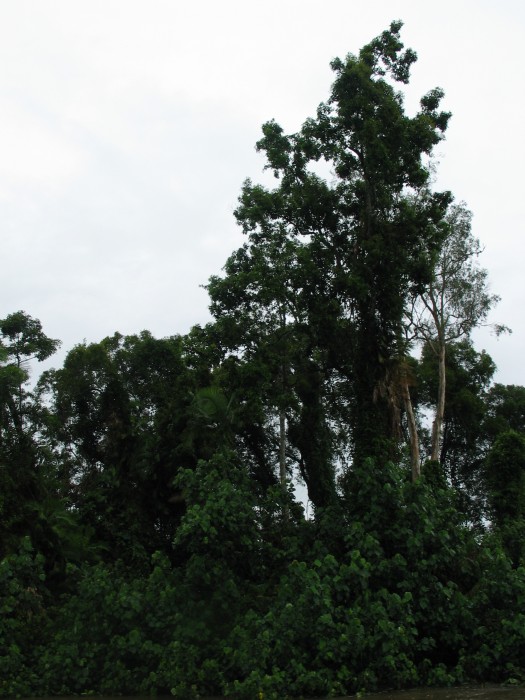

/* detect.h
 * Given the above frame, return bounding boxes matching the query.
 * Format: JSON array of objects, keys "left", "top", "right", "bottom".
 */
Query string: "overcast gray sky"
[{"left": 1, "top": 0, "right": 524, "bottom": 385}]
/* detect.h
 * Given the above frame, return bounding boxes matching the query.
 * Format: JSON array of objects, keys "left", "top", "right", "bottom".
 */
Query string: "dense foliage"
[{"left": 1, "top": 22, "right": 524, "bottom": 699}]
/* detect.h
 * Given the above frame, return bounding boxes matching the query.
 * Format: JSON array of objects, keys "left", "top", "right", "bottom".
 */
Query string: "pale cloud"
[
  {"left": 0, "top": 97, "right": 87, "bottom": 196},
  {"left": 0, "top": 0, "right": 524, "bottom": 387}
]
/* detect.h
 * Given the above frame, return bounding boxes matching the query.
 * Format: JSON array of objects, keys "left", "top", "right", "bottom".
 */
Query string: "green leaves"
[{"left": 486, "top": 430, "right": 525, "bottom": 562}]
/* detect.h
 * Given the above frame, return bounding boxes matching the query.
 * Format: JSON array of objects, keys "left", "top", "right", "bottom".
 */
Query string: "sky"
[{"left": 1, "top": 0, "right": 524, "bottom": 385}]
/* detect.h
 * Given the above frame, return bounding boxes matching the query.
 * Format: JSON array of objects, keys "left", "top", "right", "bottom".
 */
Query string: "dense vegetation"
[{"left": 1, "top": 22, "right": 524, "bottom": 699}]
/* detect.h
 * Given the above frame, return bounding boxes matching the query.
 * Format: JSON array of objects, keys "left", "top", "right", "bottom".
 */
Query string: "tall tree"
[{"left": 210, "top": 21, "right": 452, "bottom": 493}]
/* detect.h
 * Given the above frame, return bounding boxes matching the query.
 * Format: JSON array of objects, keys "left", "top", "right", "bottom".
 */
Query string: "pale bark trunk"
[
  {"left": 431, "top": 343, "right": 446, "bottom": 462},
  {"left": 402, "top": 380, "right": 420, "bottom": 481},
  {"left": 279, "top": 409, "right": 286, "bottom": 487},
  {"left": 279, "top": 408, "right": 288, "bottom": 521}
]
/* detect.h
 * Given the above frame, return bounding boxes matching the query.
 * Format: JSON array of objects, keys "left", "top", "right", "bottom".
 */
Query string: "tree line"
[{"left": 1, "top": 21, "right": 524, "bottom": 698}]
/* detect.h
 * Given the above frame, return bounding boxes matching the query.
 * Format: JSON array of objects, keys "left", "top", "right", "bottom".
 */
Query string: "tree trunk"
[
  {"left": 279, "top": 322, "right": 288, "bottom": 518},
  {"left": 279, "top": 408, "right": 286, "bottom": 487},
  {"left": 431, "top": 342, "right": 446, "bottom": 462},
  {"left": 278, "top": 408, "right": 289, "bottom": 521},
  {"left": 402, "top": 379, "right": 420, "bottom": 481}
]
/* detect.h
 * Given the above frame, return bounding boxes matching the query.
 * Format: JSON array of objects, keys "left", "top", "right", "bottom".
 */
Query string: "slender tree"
[
  {"left": 0, "top": 312, "right": 61, "bottom": 563},
  {"left": 406, "top": 202, "right": 508, "bottom": 463}
]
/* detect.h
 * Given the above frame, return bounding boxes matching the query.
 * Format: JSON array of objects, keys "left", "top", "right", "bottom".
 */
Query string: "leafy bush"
[{"left": 0, "top": 538, "right": 47, "bottom": 696}]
